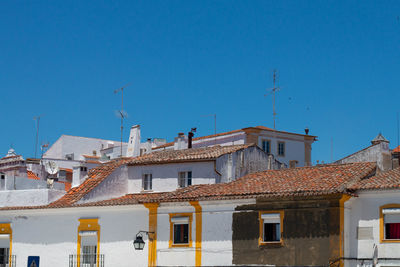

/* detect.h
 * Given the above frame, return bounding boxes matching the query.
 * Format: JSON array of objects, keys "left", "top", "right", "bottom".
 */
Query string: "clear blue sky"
[{"left": 1, "top": 0, "right": 399, "bottom": 163}]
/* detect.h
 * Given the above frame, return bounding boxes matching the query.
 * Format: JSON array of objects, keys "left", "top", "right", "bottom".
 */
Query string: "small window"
[
  {"left": 142, "top": 174, "right": 152, "bottom": 191},
  {"left": 277, "top": 142, "right": 285, "bottom": 156},
  {"left": 178, "top": 171, "right": 192, "bottom": 188},
  {"left": 80, "top": 166, "right": 87, "bottom": 172},
  {"left": 65, "top": 153, "right": 74, "bottom": 160},
  {"left": 259, "top": 211, "right": 283, "bottom": 244},
  {"left": 82, "top": 245, "right": 97, "bottom": 265},
  {"left": 169, "top": 214, "right": 192, "bottom": 247},
  {"left": 262, "top": 140, "right": 271, "bottom": 154},
  {"left": 382, "top": 207, "right": 400, "bottom": 240}
]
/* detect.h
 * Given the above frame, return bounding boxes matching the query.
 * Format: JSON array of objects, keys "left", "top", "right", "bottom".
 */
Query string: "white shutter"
[
  {"left": 171, "top": 216, "right": 189, "bottom": 223},
  {"left": 261, "top": 213, "right": 280, "bottom": 223}
]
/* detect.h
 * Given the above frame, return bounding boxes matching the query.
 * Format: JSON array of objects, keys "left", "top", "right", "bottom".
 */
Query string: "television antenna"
[
  {"left": 114, "top": 83, "right": 130, "bottom": 157},
  {"left": 33, "top": 115, "right": 43, "bottom": 158},
  {"left": 264, "top": 70, "right": 281, "bottom": 129}
]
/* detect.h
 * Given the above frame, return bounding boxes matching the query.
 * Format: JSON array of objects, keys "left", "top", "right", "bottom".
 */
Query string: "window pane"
[
  {"left": 385, "top": 223, "right": 400, "bottom": 239},
  {"left": 264, "top": 223, "right": 280, "bottom": 242},
  {"left": 187, "top": 172, "right": 192, "bottom": 186},
  {"left": 174, "top": 224, "right": 189, "bottom": 244}
]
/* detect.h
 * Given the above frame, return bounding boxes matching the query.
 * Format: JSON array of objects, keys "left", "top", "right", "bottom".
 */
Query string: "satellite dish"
[{"left": 45, "top": 161, "right": 59, "bottom": 175}]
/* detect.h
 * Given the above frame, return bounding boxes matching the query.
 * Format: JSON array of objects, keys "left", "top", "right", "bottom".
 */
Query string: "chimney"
[
  {"left": 145, "top": 138, "right": 152, "bottom": 154},
  {"left": 126, "top": 125, "right": 141, "bottom": 157},
  {"left": 188, "top": 128, "right": 197, "bottom": 149},
  {"left": 174, "top": 133, "right": 188, "bottom": 150}
]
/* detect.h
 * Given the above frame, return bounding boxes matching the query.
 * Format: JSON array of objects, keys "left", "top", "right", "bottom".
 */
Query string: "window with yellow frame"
[
  {"left": 169, "top": 213, "right": 193, "bottom": 248},
  {"left": 380, "top": 204, "right": 400, "bottom": 243},
  {"left": 259, "top": 211, "right": 284, "bottom": 245}
]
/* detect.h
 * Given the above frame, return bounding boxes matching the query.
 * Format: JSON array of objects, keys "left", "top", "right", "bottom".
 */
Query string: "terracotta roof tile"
[
  {"left": 27, "top": 170, "right": 40, "bottom": 180},
  {"left": 48, "top": 158, "right": 132, "bottom": 208},
  {"left": 129, "top": 144, "right": 254, "bottom": 166},
  {"left": 350, "top": 167, "right": 400, "bottom": 190},
  {"left": 0, "top": 162, "right": 376, "bottom": 211},
  {"left": 48, "top": 144, "right": 255, "bottom": 207},
  {"left": 393, "top": 145, "right": 400, "bottom": 153}
]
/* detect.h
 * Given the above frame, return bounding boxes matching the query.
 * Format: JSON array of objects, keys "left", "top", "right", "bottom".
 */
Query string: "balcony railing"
[
  {"left": 69, "top": 254, "right": 104, "bottom": 267},
  {"left": 0, "top": 255, "right": 16, "bottom": 267}
]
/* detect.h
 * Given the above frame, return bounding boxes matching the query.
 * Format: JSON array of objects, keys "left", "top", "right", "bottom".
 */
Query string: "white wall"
[
  {"left": 127, "top": 162, "right": 216, "bottom": 193},
  {"left": 257, "top": 131, "right": 305, "bottom": 167},
  {"left": 1, "top": 206, "right": 149, "bottom": 267},
  {"left": 0, "top": 199, "right": 256, "bottom": 267},
  {"left": 0, "top": 189, "right": 64, "bottom": 207},
  {"left": 345, "top": 190, "right": 400, "bottom": 267}
]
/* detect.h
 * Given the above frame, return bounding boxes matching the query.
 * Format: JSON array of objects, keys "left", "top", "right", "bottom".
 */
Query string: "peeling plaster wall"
[
  {"left": 216, "top": 146, "right": 270, "bottom": 183},
  {"left": 79, "top": 166, "right": 128, "bottom": 203},
  {"left": 0, "top": 189, "right": 64, "bottom": 207}
]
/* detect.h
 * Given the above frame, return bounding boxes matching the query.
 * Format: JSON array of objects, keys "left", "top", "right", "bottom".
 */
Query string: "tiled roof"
[
  {"left": 350, "top": 167, "right": 400, "bottom": 190},
  {"left": 128, "top": 144, "right": 254, "bottom": 166},
  {"left": 153, "top": 126, "right": 316, "bottom": 150},
  {"left": 83, "top": 155, "right": 100, "bottom": 159},
  {"left": 48, "top": 158, "right": 132, "bottom": 208},
  {"left": 27, "top": 170, "right": 40, "bottom": 180},
  {"left": 0, "top": 162, "right": 376, "bottom": 211},
  {"left": 49, "top": 144, "right": 254, "bottom": 207},
  {"left": 393, "top": 145, "right": 400, "bottom": 153}
]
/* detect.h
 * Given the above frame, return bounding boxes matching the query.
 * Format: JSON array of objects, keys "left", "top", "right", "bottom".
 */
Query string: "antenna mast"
[
  {"left": 265, "top": 70, "right": 280, "bottom": 129},
  {"left": 33, "top": 115, "right": 41, "bottom": 158},
  {"left": 114, "top": 84, "right": 129, "bottom": 158}
]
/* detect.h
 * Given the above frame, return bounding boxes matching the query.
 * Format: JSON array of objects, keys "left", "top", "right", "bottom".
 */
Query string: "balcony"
[
  {"left": 0, "top": 255, "right": 16, "bottom": 267},
  {"left": 69, "top": 254, "right": 104, "bottom": 267}
]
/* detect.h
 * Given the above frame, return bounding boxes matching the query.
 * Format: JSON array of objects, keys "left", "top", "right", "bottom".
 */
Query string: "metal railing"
[
  {"left": 69, "top": 254, "right": 104, "bottom": 267},
  {"left": 0, "top": 255, "right": 16, "bottom": 267}
]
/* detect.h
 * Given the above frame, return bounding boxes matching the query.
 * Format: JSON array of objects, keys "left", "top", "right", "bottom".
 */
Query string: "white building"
[
  {"left": 344, "top": 167, "right": 400, "bottom": 267},
  {"left": 0, "top": 162, "right": 376, "bottom": 267},
  {"left": 152, "top": 126, "right": 317, "bottom": 167}
]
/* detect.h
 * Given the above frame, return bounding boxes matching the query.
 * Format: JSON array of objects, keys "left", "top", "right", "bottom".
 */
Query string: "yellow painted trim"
[
  {"left": 0, "top": 223, "right": 12, "bottom": 265},
  {"left": 258, "top": 210, "right": 284, "bottom": 246},
  {"left": 190, "top": 201, "right": 202, "bottom": 267},
  {"left": 77, "top": 218, "right": 100, "bottom": 267},
  {"left": 144, "top": 203, "right": 159, "bottom": 267},
  {"left": 379, "top": 203, "right": 400, "bottom": 243},
  {"left": 339, "top": 194, "right": 351, "bottom": 267},
  {"left": 169, "top": 213, "right": 193, "bottom": 248}
]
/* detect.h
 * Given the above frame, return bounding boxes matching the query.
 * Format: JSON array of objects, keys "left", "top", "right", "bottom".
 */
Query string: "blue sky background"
[{"left": 1, "top": 0, "right": 399, "bottom": 163}]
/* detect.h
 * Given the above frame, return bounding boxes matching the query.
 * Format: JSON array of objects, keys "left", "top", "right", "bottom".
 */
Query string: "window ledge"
[
  {"left": 381, "top": 239, "right": 400, "bottom": 243},
  {"left": 141, "top": 190, "right": 153, "bottom": 193},
  {"left": 169, "top": 243, "right": 192, "bottom": 248},
  {"left": 259, "top": 241, "right": 284, "bottom": 248}
]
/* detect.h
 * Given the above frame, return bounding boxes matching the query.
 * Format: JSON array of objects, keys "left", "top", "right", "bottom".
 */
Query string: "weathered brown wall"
[{"left": 232, "top": 195, "right": 341, "bottom": 266}]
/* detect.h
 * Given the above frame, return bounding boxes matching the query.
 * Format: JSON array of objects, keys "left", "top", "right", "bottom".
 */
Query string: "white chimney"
[
  {"left": 174, "top": 133, "right": 188, "bottom": 150},
  {"left": 126, "top": 125, "right": 141, "bottom": 157}
]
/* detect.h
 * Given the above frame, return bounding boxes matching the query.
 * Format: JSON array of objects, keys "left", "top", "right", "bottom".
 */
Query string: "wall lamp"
[{"left": 133, "top": 230, "right": 154, "bottom": 250}]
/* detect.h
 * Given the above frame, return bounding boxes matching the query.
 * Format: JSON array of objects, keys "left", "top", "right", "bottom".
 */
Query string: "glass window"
[
  {"left": 142, "top": 174, "right": 152, "bottom": 191},
  {"left": 383, "top": 208, "right": 400, "bottom": 240},
  {"left": 173, "top": 224, "right": 189, "bottom": 244},
  {"left": 262, "top": 140, "right": 271, "bottom": 154},
  {"left": 278, "top": 142, "right": 285, "bottom": 156},
  {"left": 260, "top": 212, "right": 282, "bottom": 243},
  {"left": 178, "top": 171, "right": 192, "bottom": 188}
]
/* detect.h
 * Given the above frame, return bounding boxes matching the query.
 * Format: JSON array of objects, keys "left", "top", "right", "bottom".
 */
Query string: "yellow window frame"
[
  {"left": 380, "top": 204, "right": 400, "bottom": 243},
  {"left": 169, "top": 213, "right": 193, "bottom": 248},
  {"left": 258, "top": 210, "right": 284, "bottom": 246},
  {"left": 0, "top": 223, "right": 12, "bottom": 264},
  {"left": 77, "top": 218, "right": 100, "bottom": 267}
]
